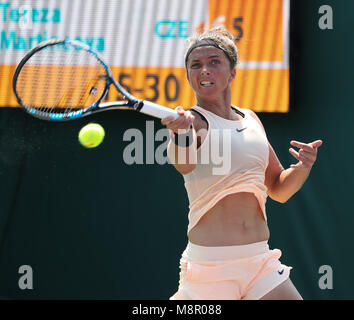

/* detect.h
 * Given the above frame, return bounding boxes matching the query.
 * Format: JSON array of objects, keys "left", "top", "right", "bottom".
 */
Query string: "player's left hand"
[{"left": 289, "top": 140, "right": 323, "bottom": 169}]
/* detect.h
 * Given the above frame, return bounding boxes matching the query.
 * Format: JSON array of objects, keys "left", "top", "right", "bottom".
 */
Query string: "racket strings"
[{"left": 15, "top": 44, "right": 107, "bottom": 115}]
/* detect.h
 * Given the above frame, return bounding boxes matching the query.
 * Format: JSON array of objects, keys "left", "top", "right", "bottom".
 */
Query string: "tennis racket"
[{"left": 13, "top": 39, "right": 179, "bottom": 121}]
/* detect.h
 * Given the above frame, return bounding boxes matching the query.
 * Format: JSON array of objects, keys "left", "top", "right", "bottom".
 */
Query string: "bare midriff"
[{"left": 188, "top": 192, "right": 270, "bottom": 246}]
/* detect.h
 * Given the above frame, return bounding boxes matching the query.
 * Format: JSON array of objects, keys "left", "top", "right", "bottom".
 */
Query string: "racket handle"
[{"left": 137, "top": 101, "right": 179, "bottom": 119}]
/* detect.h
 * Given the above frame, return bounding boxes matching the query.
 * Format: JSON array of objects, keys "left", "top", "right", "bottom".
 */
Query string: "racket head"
[{"left": 13, "top": 39, "right": 137, "bottom": 121}]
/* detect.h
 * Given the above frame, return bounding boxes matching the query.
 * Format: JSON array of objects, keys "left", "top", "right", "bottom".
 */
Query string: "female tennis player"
[{"left": 161, "top": 26, "right": 322, "bottom": 300}]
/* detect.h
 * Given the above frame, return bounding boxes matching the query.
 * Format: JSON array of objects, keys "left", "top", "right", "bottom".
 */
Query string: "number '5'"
[{"left": 233, "top": 17, "right": 243, "bottom": 41}]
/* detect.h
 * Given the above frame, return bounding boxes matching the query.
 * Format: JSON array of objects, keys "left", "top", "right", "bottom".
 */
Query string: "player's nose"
[{"left": 200, "top": 66, "right": 210, "bottom": 75}]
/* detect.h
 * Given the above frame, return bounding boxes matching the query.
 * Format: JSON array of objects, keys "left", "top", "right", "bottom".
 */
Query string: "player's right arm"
[{"left": 161, "top": 106, "right": 206, "bottom": 175}]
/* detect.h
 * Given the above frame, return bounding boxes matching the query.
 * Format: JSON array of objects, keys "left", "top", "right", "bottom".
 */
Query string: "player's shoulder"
[
  {"left": 238, "top": 106, "right": 267, "bottom": 135},
  {"left": 237, "top": 106, "right": 263, "bottom": 123},
  {"left": 236, "top": 106, "right": 257, "bottom": 118}
]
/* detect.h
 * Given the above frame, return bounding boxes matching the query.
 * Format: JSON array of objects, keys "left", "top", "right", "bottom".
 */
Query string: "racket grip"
[{"left": 137, "top": 101, "right": 179, "bottom": 119}]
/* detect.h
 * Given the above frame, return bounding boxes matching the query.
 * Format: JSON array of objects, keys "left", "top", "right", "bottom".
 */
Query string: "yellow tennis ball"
[{"left": 78, "top": 123, "right": 105, "bottom": 148}]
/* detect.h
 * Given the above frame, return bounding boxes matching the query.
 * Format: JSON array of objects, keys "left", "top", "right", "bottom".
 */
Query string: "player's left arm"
[{"left": 247, "top": 109, "right": 323, "bottom": 203}]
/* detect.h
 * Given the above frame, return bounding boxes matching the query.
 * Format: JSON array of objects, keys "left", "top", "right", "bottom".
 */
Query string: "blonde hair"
[{"left": 184, "top": 26, "right": 238, "bottom": 69}]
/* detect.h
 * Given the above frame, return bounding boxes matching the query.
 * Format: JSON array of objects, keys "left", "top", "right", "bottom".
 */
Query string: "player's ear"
[{"left": 228, "top": 68, "right": 236, "bottom": 83}]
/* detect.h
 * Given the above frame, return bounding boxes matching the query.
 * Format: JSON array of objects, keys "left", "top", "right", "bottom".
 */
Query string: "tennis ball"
[{"left": 78, "top": 123, "right": 105, "bottom": 148}]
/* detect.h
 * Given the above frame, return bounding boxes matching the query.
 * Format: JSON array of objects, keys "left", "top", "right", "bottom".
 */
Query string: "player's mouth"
[{"left": 200, "top": 81, "right": 214, "bottom": 87}]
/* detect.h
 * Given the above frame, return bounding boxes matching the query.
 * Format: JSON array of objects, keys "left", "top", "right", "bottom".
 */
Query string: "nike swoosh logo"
[
  {"left": 278, "top": 269, "right": 284, "bottom": 275},
  {"left": 236, "top": 127, "right": 247, "bottom": 132}
]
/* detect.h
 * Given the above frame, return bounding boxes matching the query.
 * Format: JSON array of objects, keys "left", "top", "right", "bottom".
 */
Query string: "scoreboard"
[{"left": 0, "top": 0, "right": 289, "bottom": 112}]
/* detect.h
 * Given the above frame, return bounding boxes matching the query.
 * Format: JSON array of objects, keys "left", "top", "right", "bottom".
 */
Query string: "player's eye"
[
  {"left": 211, "top": 59, "right": 220, "bottom": 65},
  {"left": 190, "top": 63, "right": 201, "bottom": 68}
]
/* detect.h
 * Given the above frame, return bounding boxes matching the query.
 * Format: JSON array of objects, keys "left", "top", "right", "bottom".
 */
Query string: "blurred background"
[{"left": 0, "top": 0, "right": 353, "bottom": 299}]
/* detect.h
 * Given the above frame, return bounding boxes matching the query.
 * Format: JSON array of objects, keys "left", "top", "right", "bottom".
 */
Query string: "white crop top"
[{"left": 183, "top": 105, "right": 269, "bottom": 233}]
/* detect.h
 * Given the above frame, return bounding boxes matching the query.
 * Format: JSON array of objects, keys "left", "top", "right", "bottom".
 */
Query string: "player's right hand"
[{"left": 161, "top": 106, "right": 195, "bottom": 133}]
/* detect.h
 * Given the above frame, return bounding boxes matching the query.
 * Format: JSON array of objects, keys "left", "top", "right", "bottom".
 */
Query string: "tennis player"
[{"left": 161, "top": 26, "right": 322, "bottom": 300}]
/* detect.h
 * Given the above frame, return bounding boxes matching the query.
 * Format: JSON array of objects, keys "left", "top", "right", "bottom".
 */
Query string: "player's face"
[{"left": 186, "top": 46, "right": 236, "bottom": 99}]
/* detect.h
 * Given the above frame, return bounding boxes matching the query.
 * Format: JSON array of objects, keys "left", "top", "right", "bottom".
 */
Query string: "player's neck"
[{"left": 196, "top": 95, "right": 235, "bottom": 120}]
